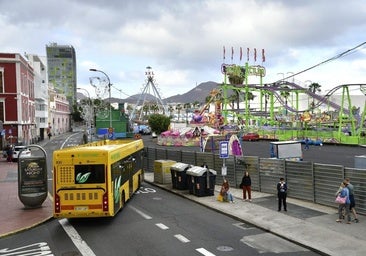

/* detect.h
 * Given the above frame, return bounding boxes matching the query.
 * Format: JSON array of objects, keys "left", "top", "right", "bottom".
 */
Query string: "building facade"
[
  {"left": 26, "top": 54, "right": 49, "bottom": 141},
  {"left": 46, "top": 43, "right": 76, "bottom": 114},
  {"left": 0, "top": 53, "right": 35, "bottom": 147},
  {"left": 48, "top": 86, "right": 71, "bottom": 136}
]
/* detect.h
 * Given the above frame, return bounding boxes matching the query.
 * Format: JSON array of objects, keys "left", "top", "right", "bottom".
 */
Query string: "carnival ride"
[
  {"left": 130, "top": 66, "right": 168, "bottom": 124},
  {"left": 219, "top": 59, "right": 366, "bottom": 145},
  {"left": 191, "top": 89, "right": 224, "bottom": 127}
]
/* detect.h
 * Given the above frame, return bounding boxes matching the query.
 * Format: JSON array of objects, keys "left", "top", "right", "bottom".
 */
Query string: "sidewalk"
[
  {"left": 1, "top": 162, "right": 365, "bottom": 256},
  {"left": 0, "top": 159, "right": 53, "bottom": 238},
  {"left": 144, "top": 172, "right": 366, "bottom": 256}
]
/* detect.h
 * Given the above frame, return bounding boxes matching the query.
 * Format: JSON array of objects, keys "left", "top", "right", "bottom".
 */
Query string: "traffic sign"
[{"left": 219, "top": 141, "right": 229, "bottom": 158}]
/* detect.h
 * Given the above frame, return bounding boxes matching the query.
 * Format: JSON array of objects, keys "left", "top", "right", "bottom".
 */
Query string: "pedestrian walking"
[
  {"left": 304, "top": 137, "right": 310, "bottom": 150},
  {"left": 336, "top": 181, "right": 351, "bottom": 224},
  {"left": 277, "top": 177, "right": 287, "bottom": 211},
  {"left": 240, "top": 171, "right": 252, "bottom": 201},
  {"left": 6, "top": 145, "right": 13, "bottom": 162},
  {"left": 345, "top": 178, "right": 359, "bottom": 223}
]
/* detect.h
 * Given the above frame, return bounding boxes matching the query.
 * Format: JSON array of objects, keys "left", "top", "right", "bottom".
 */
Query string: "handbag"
[{"left": 335, "top": 194, "right": 346, "bottom": 204}]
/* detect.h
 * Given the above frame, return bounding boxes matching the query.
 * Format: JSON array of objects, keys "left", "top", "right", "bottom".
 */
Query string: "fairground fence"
[{"left": 143, "top": 146, "right": 366, "bottom": 215}]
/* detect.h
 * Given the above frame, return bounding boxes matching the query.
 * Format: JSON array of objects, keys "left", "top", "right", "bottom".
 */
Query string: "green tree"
[
  {"left": 308, "top": 82, "right": 322, "bottom": 94},
  {"left": 71, "top": 104, "right": 83, "bottom": 122},
  {"left": 148, "top": 114, "right": 170, "bottom": 134},
  {"left": 280, "top": 85, "right": 290, "bottom": 115},
  {"left": 168, "top": 105, "right": 174, "bottom": 117},
  {"left": 175, "top": 104, "right": 182, "bottom": 121},
  {"left": 126, "top": 104, "right": 133, "bottom": 114},
  {"left": 308, "top": 83, "right": 321, "bottom": 113}
]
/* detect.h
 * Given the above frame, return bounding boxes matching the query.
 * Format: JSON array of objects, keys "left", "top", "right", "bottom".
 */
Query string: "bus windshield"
[{"left": 74, "top": 164, "right": 105, "bottom": 184}]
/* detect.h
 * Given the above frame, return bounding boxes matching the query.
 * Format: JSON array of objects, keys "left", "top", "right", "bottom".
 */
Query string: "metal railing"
[{"left": 144, "top": 146, "right": 366, "bottom": 214}]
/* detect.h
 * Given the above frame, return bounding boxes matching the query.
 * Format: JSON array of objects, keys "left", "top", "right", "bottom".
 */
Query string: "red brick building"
[{"left": 0, "top": 53, "right": 35, "bottom": 148}]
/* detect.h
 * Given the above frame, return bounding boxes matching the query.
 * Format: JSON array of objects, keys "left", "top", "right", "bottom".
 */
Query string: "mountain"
[
  {"left": 164, "top": 81, "right": 220, "bottom": 104},
  {"left": 105, "top": 81, "right": 220, "bottom": 105}
]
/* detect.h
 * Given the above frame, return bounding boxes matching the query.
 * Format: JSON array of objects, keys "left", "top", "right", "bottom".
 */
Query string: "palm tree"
[
  {"left": 168, "top": 104, "right": 174, "bottom": 117},
  {"left": 175, "top": 104, "right": 182, "bottom": 121},
  {"left": 308, "top": 82, "right": 322, "bottom": 94},
  {"left": 308, "top": 82, "right": 321, "bottom": 113},
  {"left": 142, "top": 104, "right": 149, "bottom": 118},
  {"left": 228, "top": 93, "right": 238, "bottom": 122},
  {"left": 150, "top": 103, "right": 159, "bottom": 114},
  {"left": 183, "top": 103, "right": 192, "bottom": 123},
  {"left": 280, "top": 85, "right": 290, "bottom": 115},
  {"left": 126, "top": 104, "right": 133, "bottom": 115}
]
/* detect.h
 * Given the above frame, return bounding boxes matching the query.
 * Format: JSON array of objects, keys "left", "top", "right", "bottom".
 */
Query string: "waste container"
[
  {"left": 186, "top": 166, "right": 217, "bottom": 197},
  {"left": 154, "top": 160, "right": 177, "bottom": 184},
  {"left": 170, "top": 162, "right": 191, "bottom": 190},
  {"left": 18, "top": 145, "right": 48, "bottom": 208}
]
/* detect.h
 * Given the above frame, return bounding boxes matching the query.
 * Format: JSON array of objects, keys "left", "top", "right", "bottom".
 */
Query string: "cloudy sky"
[{"left": 1, "top": 0, "right": 365, "bottom": 99}]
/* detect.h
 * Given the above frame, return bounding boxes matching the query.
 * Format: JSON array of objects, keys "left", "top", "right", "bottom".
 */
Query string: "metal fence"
[{"left": 144, "top": 146, "right": 366, "bottom": 215}]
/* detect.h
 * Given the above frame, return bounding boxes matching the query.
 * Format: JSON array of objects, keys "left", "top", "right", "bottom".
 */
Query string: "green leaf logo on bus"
[
  {"left": 114, "top": 176, "right": 121, "bottom": 203},
  {"left": 76, "top": 172, "right": 91, "bottom": 183}
]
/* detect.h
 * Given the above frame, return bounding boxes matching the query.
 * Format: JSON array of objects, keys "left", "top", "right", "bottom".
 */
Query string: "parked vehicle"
[
  {"left": 12, "top": 146, "right": 31, "bottom": 162},
  {"left": 242, "top": 132, "right": 259, "bottom": 141},
  {"left": 270, "top": 141, "right": 303, "bottom": 161}
]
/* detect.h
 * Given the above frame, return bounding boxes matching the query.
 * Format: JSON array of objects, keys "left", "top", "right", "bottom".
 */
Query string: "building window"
[
  {"left": 0, "top": 101, "right": 4, "bottom": 121},
  {"left": 0, "top": 69, "right": 4, "bottom": 93}
]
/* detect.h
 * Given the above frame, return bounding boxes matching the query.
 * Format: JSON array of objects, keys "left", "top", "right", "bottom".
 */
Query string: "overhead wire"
[{"left": 277, "top": 41, "right": 366, "bottom": 83}]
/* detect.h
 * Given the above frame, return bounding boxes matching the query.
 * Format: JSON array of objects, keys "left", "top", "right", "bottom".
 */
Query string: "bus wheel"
[
  {"left": 138, "top": 175, "right": 141, "bottom": 189},
  {"left": 121, "top": 191, "right": 126, "bottom": 206}
]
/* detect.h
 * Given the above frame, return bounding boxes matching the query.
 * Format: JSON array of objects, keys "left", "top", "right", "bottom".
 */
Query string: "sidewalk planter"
[
  {"left": 186, "top": 166, "right": 217, "bottom": 197},
  {"left": 154, "top": 160, "right": 177, "bottom": 184},
  {"left": 170, "top": 162, "right": 191, "bottom": 190}
]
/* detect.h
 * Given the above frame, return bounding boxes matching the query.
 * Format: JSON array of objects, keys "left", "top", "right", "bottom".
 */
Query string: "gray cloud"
[{"left": 0, "top": 0, "right": 365, "bottom": 97}]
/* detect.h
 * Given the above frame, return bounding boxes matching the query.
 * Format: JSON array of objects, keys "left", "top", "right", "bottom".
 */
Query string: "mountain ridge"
[{"left": 111, "top": 81, "right": 220, "bottom": 105}]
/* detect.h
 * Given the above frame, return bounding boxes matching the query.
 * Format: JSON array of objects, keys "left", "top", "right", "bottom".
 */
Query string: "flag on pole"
[
  {"left": 262, "top": 49, "right": 265, "bottom": 62},
  {"left": 247, "top": 48, "right": 250, "bottom": 62},
  {"left": 254, "top": 48, "right": 257, "bottom": 62},
  {"left": 231, "top": 47, "right": 234, "bottom": 61},
  {"left": 240, "top": 47, "right": 242, "bottom": 61},
  {"left": 223, "top": 46, "right": 226, "bottom": 60}
]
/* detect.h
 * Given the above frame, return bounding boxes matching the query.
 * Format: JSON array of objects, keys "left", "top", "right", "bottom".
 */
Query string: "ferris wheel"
[{"left": 129, "top": 66, "right": 168, "bottom": 122}]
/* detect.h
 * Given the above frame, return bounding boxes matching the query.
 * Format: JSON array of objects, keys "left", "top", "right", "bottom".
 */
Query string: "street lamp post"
[
  {"left": 277, "top": 72, "right": 284, "bottom": 81},
  {"left": 77, "top": 87, "right": 93, "bottom": 142},
  {"left": 89, "top": 69, "right": 112, "bottom": 129}
]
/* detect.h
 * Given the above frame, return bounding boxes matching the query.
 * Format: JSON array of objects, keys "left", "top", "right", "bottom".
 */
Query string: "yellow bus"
[{"left": 53, "top": 139, "right": 144, "bottom": 218}]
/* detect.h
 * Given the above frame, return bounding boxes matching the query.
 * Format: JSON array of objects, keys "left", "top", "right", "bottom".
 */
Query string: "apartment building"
[{"left": 0, "top": 53, "right": 35, "bottom": 147}]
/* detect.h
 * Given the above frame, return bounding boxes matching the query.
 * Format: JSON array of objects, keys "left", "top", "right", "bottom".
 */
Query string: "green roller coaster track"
[{"left": 221, "top": 62, "right": 366, "bottom": 145}]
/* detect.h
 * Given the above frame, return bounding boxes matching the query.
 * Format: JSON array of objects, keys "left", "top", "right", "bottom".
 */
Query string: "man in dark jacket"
[{"left": 277, "top": 177, "right": 288, "bottom": 211}]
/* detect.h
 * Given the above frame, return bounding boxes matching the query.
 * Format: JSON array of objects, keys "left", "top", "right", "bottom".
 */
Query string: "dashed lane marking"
[
  {"left": 196, "top": 247, "right": 216, "bottom": 256},
  {"left": 129, "top": 205, "right": 152, "bottom": 220},
  {"left": 155, "top": 223, "right": 169, "bottom": 230},
  {"left": 174, "top": 234, "right": 190, "bottom": 243}
]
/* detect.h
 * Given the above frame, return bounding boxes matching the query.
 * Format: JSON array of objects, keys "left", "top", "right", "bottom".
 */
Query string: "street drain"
[{"left": 217, "top": 245, "right": 234, "bottom": 252}]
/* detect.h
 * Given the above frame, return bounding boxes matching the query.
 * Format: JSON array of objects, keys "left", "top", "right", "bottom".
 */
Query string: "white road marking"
[
  {"left": 59, "top": 218, "right": 96, "bottom": 256},
  {"left": 196, "top": 247, "right": 216, "bottom": 256},
  {"left": 232, "top": 222, "right": 255, "bottom": 230},
  {"left": 241, "top": 233, "right": 309, "bottom": 254},
  {"left": 155, "top": 223, "right": 169, "bottom": 230},
  {"left": 174, "top": 234, "right": 190, "bottom": 243},
  {"left": 129, "top": 205, "right": 152, "bottom": 219}
]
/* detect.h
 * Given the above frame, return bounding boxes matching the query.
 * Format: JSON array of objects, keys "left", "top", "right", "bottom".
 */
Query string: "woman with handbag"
[
  {"left": 240, "top": 171, "right": 252, "bottom": 201},
  {"left": 336, "top": 181, "right": 351, "bottom": 224}
]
